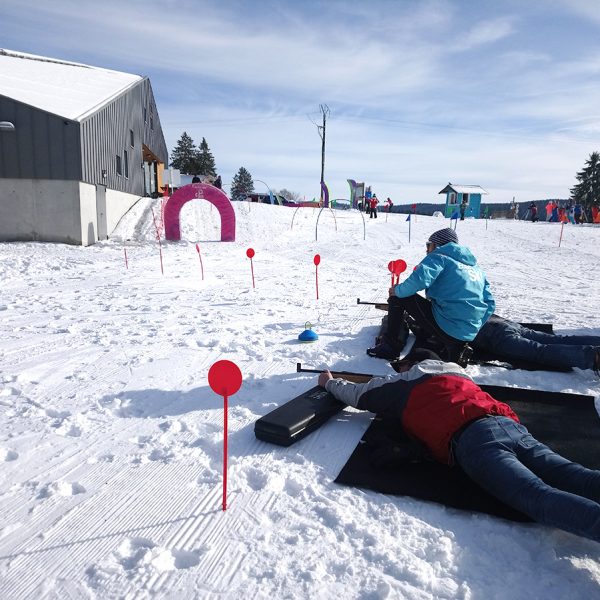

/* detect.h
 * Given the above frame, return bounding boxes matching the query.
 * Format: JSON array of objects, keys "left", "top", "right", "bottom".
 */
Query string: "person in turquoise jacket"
[{"left": 368, "top": 227, "right": 495, "bottom": 363}]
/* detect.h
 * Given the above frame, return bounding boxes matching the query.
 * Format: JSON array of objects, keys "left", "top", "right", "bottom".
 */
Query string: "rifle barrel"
[
  {"left": 356, "top": 298, "right": 388, "bottom": 310},
  {"left": 296, "top": 362, "right": 374, "bottom": 382}
]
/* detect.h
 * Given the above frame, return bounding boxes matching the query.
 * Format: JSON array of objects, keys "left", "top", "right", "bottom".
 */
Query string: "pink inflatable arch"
[{"left": 164, "top": 183, "right": 236, "bottom": 241}]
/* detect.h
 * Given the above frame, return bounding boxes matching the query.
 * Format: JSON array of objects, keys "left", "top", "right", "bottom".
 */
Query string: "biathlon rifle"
[
  {"left": 356, "top": 297, "right": 388, "bottom": 311},
  {"left": 296, "top": 362, "right": 374, "bottom": 384}
]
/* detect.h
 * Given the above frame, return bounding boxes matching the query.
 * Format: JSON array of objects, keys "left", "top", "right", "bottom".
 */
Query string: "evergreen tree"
[
  {"left": 230, "top": 167, "right": 255, "bottom": 201},
  {"left": 170, "top": 132, "right": 200, "bottom": 175},
  {"left": 196, "top": 137, "right": 217, "bottom": 178},
  {"left": 570, "top": 151, "right": 600, "bottom": 206}
]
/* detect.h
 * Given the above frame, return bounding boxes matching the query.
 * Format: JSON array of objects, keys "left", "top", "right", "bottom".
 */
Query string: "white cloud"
[
  {"left": 1, "top": 0, "right": 598, "bottom": 203},
  {"left": 450, "top": 17, "right": 516, "bottom": 51}
]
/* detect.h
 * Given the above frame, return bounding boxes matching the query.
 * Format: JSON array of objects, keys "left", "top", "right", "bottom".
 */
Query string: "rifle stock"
[{"left": 296, "top": 362, "right": 374, "bottom": 384}]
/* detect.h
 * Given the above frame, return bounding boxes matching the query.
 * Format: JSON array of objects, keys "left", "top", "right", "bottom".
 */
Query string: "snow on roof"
[
  {"left": 438, "top": 183, "right": 489, "bottom": 195},
  {"left": 0, "top": 49, "right": 142, "bottom": 121}
]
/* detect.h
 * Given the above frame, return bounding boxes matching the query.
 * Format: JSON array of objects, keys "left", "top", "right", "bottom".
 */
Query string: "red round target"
[{"left": 208, "top": 360, "right": 242, "bottom": 397}]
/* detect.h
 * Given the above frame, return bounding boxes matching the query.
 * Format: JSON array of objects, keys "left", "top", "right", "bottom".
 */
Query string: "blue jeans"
[
  {"left": 454, "top": 416, "right": 600, "bottom": 541},
  {"left": 474, "top": 318, "right": 600, "bottom": 369}
]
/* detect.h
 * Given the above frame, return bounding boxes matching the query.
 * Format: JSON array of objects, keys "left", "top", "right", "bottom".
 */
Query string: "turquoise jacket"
[{"left": 393, "top": 243, "right": 495, "bottom": 341}]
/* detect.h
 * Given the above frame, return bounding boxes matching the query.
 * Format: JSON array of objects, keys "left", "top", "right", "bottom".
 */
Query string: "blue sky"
[{"left": 2, "top": 0, "right": 599, "bottom": 203}]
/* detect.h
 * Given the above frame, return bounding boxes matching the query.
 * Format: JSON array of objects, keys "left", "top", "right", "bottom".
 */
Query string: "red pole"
[
  {"left": 246, "top": 249, "right": 256, "bottom": 288},
  {"left": 208, "top": 360, "right": 242, "bottom": 513},
  {"left": 313, "top": 254, "right": 321, "bottom": 300},
  {"left": 124, "top": 248, "right": 128, "bottom": 270},
  {"left": 196, "top": 243, "right": 204, "bottom": 280},
  {"left": 151, "top": 207, "right": 164, "bottom": 275},
  {"left": 222, "top": 394, "right": 228, "bottom": 511},
  {"left": 559, "top": 222, "right": 565, "bottom": 247}
]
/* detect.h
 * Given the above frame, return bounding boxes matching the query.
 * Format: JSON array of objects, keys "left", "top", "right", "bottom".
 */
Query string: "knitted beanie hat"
[{"left": 427, "top": 227, "right": 458, "bottom": 247}]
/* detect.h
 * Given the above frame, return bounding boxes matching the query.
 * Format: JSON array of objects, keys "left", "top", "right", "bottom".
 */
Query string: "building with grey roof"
[{"left": 0, "top": 49, "right": 168, "bottom": 245}]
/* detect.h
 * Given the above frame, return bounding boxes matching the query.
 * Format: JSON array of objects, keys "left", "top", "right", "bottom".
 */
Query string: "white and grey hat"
[{"left": 427, "top": 228, "right": 458, "bottom": 246}]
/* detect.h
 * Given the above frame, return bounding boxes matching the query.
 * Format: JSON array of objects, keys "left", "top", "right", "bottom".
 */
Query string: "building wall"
[
  {"left": 0, "top": 96, "right": 82, "bottom": 180},
  {"left": 79, "top": 182, "right": 98, "bottom": 246},
  {"left": 0, "top": 179, "right": 142, "bottom": 245},
  {"left": 105, "top": 188, "right": 143, "bottom": 235},
  {"left": 445, "top": 192, "right": 482, "bottom": 218},
  {"left": 0, "top": 178, "right": 84, "bottom": 244},
  {"left": 80, "top": 78, "right": 168, "bottom": 197}
]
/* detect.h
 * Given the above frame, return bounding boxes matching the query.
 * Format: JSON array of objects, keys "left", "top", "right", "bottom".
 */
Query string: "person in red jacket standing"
[
  {"left": 370, "top": 194, "right": 379, "bottom": 218},
  {"left": 319, "top": 352, "right": 600, "bottom": 542}
]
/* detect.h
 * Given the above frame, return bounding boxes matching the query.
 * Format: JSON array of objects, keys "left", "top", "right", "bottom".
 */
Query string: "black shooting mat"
[{"left": 335, "top": 386, "right": 600, "bottom": 522}]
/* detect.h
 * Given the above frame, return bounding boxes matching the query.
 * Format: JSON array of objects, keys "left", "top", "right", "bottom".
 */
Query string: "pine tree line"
[
  {"left": 170, "top": 132, "right": 217, "bottom": 178},
  {"left": 570, "top": 151, "right": 600, "bottom": 207},
  {"left": 230, "top": 167, "right": 254, "bottom": 201},
  {"left": 170, "top": 132, "right": 259, "bottom": 201}
]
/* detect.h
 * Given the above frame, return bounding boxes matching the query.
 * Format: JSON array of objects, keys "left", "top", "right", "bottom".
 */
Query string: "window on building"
[
  {"left": 116, "top": 154, "right": 122, "bottom": 176},
  {"left": 143, "top": 107, "right": 147, "bottom": 123},
  {"left": 449, "top": 192, "right": 456, "bottom": 204},
  {"left": 124, "top": 150, "right": 129, "bottom": 179},
  {"left": 150, "top": 116, "right": 154, "bottom": 130},
  {"left": 130, "top": 129, "right": 134, "bottom": 147}
]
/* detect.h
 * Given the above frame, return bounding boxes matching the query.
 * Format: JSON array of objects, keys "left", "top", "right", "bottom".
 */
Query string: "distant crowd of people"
[
  {"left": 516, "top": 199, "right": 600, "bottom": 223},
  {"left": 191, "top": 174, "right": 222, "bottom": 189},
  {"left": 357, "top": 186, "right": 395, "bottom": 218},
  {"left": 543, "top": 199, "right": 599, "bottom": 224}
]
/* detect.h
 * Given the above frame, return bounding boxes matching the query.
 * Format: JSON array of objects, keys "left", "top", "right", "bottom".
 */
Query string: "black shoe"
[
  {"left": 443, "top": 343, "right": 473, "bottom": 367},
  {"left": 456, "top": 344, "right": 473, "bottom": 367},
  {"left": 367, "top": 341, "right": 401, "bottom": 360}
]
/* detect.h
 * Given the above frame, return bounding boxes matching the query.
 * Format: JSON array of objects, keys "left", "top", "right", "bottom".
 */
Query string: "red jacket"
[
  {"left": 401, "top": 375, "right": 517, "bottom": 463},
  {"left": 326, "top": 363, "right": 518, "bottom": 464}
]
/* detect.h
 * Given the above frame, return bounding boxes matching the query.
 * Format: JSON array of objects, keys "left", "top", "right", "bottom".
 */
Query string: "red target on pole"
[
  {"left": 387, "top": 261, "right": 395, "bottom": 287},
  {"left": 246, "top": 248, "right": 256, "bottom": 288},
  {"left": 208, "top": 360, "right": 242, "bottom": 511},
  {"left": 393, "top": 259, "right": 407, "bottom": 284},
  {"left": 314, "top": 254, "right": 321, "bottom": 299}
]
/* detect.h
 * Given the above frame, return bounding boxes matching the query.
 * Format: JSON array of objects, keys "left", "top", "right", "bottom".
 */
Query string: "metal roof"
[
  {"left": 438, "top": 183, "right": 489, "bottom": 195},
  {"left": 0, "top": 49, "right": 142, "bottom": 122}
]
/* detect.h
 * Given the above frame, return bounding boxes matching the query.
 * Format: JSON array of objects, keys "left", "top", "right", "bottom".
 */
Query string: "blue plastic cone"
[{"left": 298, "top": 322, "right": 319, "bottom": 343}]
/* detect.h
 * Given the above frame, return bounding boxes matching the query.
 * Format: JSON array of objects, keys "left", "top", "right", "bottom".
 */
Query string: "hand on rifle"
[{"left": 318, "top": 370, "right": 333, "bottom": 388}]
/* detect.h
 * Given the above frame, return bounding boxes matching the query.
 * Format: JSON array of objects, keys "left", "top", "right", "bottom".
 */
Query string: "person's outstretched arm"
[
  {"left": 391, "top": 254, "right": 444, "bottom": 298},
  {"left": 481, "top": 277, "right": 496, "bottom": 324}
]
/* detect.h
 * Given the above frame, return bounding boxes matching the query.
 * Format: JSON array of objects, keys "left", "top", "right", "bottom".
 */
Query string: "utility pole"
[{"left": 317, "top": 104, "right": 330, "bottom": 203}]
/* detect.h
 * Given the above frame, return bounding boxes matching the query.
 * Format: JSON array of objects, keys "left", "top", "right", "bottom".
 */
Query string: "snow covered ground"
[{"left": 1, "top": 200, "right": 599, "bottom": 599}]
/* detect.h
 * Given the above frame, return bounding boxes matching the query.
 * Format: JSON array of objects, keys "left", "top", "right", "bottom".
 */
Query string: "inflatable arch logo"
[{"left": 164, "top": 183, "right": 236, "bottom": 242}]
